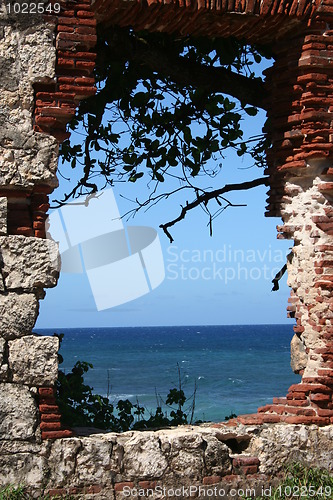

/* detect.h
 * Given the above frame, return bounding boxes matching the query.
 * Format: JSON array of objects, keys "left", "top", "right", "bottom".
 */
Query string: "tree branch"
[
  {"left": 160, "top": 177, "right": 269, "bottom": 242},
  {"left": 101, "top": 29, "right": 267, "bottom": 110}
]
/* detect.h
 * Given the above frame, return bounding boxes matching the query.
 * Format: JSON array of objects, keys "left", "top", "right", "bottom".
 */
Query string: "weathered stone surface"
[
  {"left": 0, "top": 440, "right": 46, "bottom": 493},
  {"left": 0, "top": 198, "right": 6, "bottom": 236},
  {"left": 290, "top": 333, "right": 308, "bottom": 374},
  {"left": 0, "top": 383, "right": 37, "bottom": 440},
  {"left": 203, "top": 433, "right": 232, "bottom": 476},
  {"left": 0, "top": 132, "right": 59, "bottom": 189},
  {"left": 0, "top": 424, "right": 331, "bottom": 497},
  {"left": 46, "top": 438, "right": 83, "bottom": 487},
  {"left": 248, "top": 423, "right": 333, "bottom": 474},
  {"left": 0, "top": 14, "right": 58, "bottom": 188},
  {"left": 123, "top": 431, "right": 168, "bottom": 479},
  {"left": 0, "top": 292, "right": 39, "bottom": 339},
  {"left": 8, "top": 335, "right": 59, "bottom": 385},
  {"left": 0, "top": 236, "right": 59, "bottom": 290}
]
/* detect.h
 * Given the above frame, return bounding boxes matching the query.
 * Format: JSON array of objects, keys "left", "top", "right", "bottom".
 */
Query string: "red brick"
[
  {"left": 57, "top": 50, "right": 96, "bottom": 60},
  {"left": 85, "top": 485, "right": 102, "bottom": 494},
  {"left": 35, "top": 116, "right": 58, "bottom": 128},
  {"left": 258, "top": 405, "right": 272, "bottom": 413},
  {"left": 39, "top": 404, "right": 59, "bottom": 414},
  {"left": 283, "top": 416, "right": 330, "bottom": 425},
  {"left": 203, "top": 476, "right": 222, "bottom": 485},
  {"left": 75, "top": 61, "right": 95, "bottom": 71},
  {"left": 76, "top": 10, "right": 95, "bottom": 17},
  {"left": 114, "top": 482, "right": 134, "bottom": 492},
  {"left": 240, "top": 465, "right": 259, "bottom": 475},
  {"left": 261, "top": 414, "right": 282, "bottom": 423},
  {"left": 47, "top": 489, "right": 67, "bottom": 496},
  {"left": 223, "top": 474, "right": 241, "bottom": 482},
  {"left": 286, "top": 399, "right": 310, "bottom": 407},
  {"left": 288, "top": 383, "right": 331, "bottom": 393},
  {"left": 74, "top": 77, "right": 96, "bottom": 85},
  {"left": 317, "top": 409, "right": 333, "bottom": 417},
  {"left": 76, "top": 26, "right": 96, "bottom": 35},
  {"left": 237, "top": 414, "right": 264, "bottom": 425},
  {"left": 139, "top": 481, "right": 157, "bottom": 489},
  {"left": 273, "top": 397, "right": 288, "bottom": 404},
  {"left": 39, "top": 396, "right": 56, "bottom": 405},
  {"left": 41, "top": 430, "right": 74, "bottom": 439},
  {"left": 76, "top": 18, "right": 97, "bottom": 26},
  {"left": 233, "top": 457, "right": 260, "bottom": 467},
  {"left": 9, "top": 227, "right": 34, "bottom": 236},
  {"left": 57, "top": 58, "right": 75, "bottom": 68},
  {"left": 318, "top": 369, "right": 333, "bottom": 378},
  {"left": 50, "top": 130, "right": 71, "bottom": 142},
  {"left": 35, "top": 230, "right": 46, "bottom": 239},
  {"left": 40, "top": 421, "right": 62, "bottom": 431},
  {"left": 57, "top": 25, "right": 75, "bottom": 33},
  {"left": 33, "top": 221, "right": 45, "bottom": 230},
  {"left": 40, "top": 413, "right": 62, "bottom": 422},
  {"left": 285, "top": 407, "right": 316, "bottom": 416}
]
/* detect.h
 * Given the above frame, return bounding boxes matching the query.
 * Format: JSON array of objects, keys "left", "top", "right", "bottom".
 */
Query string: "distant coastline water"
[{"left": 35, "top": 324, "right": 301, "bottom": 423}]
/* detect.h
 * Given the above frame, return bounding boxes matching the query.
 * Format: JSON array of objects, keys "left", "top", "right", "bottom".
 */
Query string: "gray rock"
[
  {"left": 8, "top": 335, "right": 59, "bottom": 386},
  {"left": 290, "top": 333, "right": 307, "bottom": 374},
  {"left": 0, "top": 197, "right": 6, "bottom": 235},
  {"left": 0, "top": 292, "right": 39, "bottom": 339},
  {"left": 123, "top": 432, "right": 168, "bottom": 479},
  {"left": 249, "top": 423, "right": 333, "bottom": 474},
  {"left": 203, "top": 433, "right": 232, "bottom": 476},
  {"left": 0, "top": 20, "right": 58, "bottom": 189},
  {"left": 0, "top": 440, "right": 46, "bottom": 492},
  {"left": 0, "top": 383, "right": 37, "bottom": 440},
  {"left": 0, "top": 236, "right": 59, "bottom": 290}
]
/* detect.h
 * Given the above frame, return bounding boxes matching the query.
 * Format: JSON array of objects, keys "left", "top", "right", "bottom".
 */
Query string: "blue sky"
[
  {"left": 36, "top": 111, "right": 293, "bottom": 329},
  {"left": 35, "top": 60, "right": 294, "bottom": 329}
]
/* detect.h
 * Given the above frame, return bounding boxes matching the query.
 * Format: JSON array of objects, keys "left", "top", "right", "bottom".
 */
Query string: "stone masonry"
[{"left": 1, "top": 0, "right": 333, "bottom": 496}]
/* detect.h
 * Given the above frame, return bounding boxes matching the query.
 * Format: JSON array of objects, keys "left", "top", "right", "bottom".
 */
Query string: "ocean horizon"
[{"left": 35, "top": 324, "right": 301, "bottom": 423}]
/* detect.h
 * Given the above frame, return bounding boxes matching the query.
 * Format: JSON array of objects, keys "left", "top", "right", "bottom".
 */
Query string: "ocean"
[{"left": 35, "top": 324, "right": 300, "bottom": 423}]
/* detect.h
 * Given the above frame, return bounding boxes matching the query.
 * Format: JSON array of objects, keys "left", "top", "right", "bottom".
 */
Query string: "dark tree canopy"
[{"left": 58, "top": 27, "right": 273, "bottom": 241}]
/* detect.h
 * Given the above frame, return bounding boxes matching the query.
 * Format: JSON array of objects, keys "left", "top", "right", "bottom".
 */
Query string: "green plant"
[
  {"left": 0, "top": 486, "right": 28, "bottom": 500},
  {"left": 243, "top": 463, "right": 333, "bottom": 500},
  {"left": 55, "top": 334, "right": 198, "bottom": 431}
]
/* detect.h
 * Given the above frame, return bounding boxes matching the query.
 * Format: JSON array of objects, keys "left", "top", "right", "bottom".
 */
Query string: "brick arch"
[{"left": 32, "top": 0, "right": 333, "bottom": 432}]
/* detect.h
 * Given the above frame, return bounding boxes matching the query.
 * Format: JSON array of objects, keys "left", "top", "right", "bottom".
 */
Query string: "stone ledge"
[{"left": 0, "top": 423, "right": 331, "bottom": 498}]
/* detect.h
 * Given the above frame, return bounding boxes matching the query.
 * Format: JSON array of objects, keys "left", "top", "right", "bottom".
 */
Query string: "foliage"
[
  {"left": 0, "top": 486, "right": 75, "bottom": 500},
  {"left": 224, "top": 412, "right": 237, "bottom": 421},
  {"left": 0, "top": 486, "right": 27, "bottom": 500},
  {"left": 244, "top": 463, "right": 333, "bottom": 500},
  {"left": 56, "top": 27, "right": 273, "bottom": 239},
  {"left": 55, "top": 334, "right": 197, "bottom": 431}
]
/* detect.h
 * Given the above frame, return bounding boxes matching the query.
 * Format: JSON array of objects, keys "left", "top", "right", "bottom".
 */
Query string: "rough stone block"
[
  {"left": 290, "top": 334, "right": 308, "bottom": 374},
  {"left": 0, "top": 441, "right": 46, "bottom": 490},
  {"left": 0, "top": 236, "right": 59, "bottom": 290},
  {"left": 0, "top": 198, "right": 6, "bottom": 235},
  {"left": 8, "top": 335, "right": 59, "bottom": 386},
  {"left": 0, "top": 383, "right": 37, "bottom": 440},
  {"left": 0, "top": 292, "right": 39, "bottom": 340},
  {"left": 0, "top": 21, "right": 58, "bottom": 189}
]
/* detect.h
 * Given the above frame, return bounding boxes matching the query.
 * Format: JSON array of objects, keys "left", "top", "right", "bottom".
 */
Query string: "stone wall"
[
  {"left": 0, "top": 1, "right": 63, "bottom": 445},
  {"left": 0, "top": 423, "right": 332, "bottom": 498},
  {"left": 1, "top": 0, "right": 333, "bottom": 496}
]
